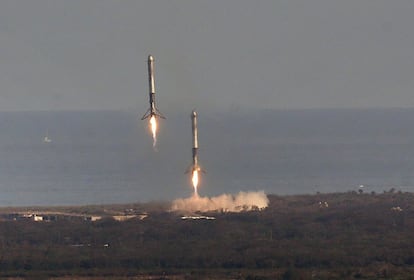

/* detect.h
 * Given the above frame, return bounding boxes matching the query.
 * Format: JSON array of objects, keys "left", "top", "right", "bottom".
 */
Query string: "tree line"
[{"left": 0, "top": 191, "right": 413, "bottom": 279}]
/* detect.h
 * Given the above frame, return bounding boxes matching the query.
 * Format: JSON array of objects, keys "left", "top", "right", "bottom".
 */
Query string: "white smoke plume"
[{"left": 171, "top": 191, "right": 269, "bottom": 213}]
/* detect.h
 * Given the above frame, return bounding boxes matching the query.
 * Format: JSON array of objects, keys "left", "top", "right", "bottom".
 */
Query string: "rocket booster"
[
  {"left": 192, "top": 110, "right": 199, "bottom": 167},
  {"left": 141, "top": 55, "right": 165, "bottom": 120},
  {"left": 187, "top": 110, "right": 205, "bottom": 173}
]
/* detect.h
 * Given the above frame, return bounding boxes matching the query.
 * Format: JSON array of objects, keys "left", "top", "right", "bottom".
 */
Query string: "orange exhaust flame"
[
  {"left": 192, "top": 170, "right": 199, "bottom": 197},
  {"left": 149, "top": 115, "right": 157, "bottom": 148}
]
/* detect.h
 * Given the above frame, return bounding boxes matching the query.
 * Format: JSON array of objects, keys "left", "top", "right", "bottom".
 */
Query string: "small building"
[
  {"left": 33, "top": 215, "right": 43, "bottom": 222},
  {"left": 112, "top": 215, "right": 137, "bottom": 221},
  {"left": 84, "top": 216, "right": 102, "bottom": 222}
]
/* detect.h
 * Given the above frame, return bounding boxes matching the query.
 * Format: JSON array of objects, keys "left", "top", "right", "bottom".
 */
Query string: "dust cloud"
[{"left": 171, "top": 191, "right": 268, "bottom": 213}]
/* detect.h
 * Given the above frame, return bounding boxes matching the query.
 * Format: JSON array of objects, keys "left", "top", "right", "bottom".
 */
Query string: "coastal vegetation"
[{"left": 0, "top": 191, "right": 413, "bottom": 279}]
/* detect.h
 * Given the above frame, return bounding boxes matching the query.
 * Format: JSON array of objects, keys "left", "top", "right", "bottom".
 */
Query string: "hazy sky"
[{"left": 1, "top": 1, "right": 414, "bottom": 112}]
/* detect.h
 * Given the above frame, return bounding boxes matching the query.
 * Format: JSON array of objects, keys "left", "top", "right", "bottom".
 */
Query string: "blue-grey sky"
[{"left": 1, "top": 1, "right": 414, "bottom": 112}]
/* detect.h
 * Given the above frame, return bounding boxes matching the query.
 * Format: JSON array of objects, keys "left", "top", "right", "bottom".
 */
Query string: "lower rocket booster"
[
  {"left": 141, "top": 55, "right": 165, "bottom": 120},
  {"left": 186, "top": 110, "right": 205, "bottom": 173}
]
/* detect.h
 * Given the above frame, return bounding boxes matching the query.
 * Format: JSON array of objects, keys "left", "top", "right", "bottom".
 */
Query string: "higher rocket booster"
[
  {"left": 187, "top": 110, "right": 205, "bottom": 173},
  {"left": 141, "top": 55, "right": 165, "bottom": 120}
]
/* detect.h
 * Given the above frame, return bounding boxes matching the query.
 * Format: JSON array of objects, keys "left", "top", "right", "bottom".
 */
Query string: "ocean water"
[{"left": 0, "top": 109, "right": 413, "bottom": 206}]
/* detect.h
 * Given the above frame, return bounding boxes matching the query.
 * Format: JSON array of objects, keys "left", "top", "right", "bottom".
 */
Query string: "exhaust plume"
[
  {"left": 192, "top": 170, "right": 199, "bottom": 196},
  {"left": 171, "top": 191, "right": 269, "bottom": 213},
  {"left": 149, "top": 115, "right": 157, "bottom": 148}
]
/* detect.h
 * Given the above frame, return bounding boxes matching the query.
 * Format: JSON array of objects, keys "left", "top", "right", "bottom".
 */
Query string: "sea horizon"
[{"left": 0, "top": 108, "right": 413, "bottom": 206}]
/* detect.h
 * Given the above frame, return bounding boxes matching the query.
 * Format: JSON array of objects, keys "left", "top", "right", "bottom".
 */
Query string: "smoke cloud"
[{"left": 171, "top": 191, "right": 269, "bottom": 213}]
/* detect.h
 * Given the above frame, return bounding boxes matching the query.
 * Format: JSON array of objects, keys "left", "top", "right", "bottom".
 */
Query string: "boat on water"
[{"left": 43, "top": 130, "right": 52, "bottom": 143}]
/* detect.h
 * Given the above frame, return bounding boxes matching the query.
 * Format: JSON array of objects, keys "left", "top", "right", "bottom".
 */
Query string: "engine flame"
[
  {"left": 149, "top": 115, "right": 157, "bottom": 148},
  {"left": 192, "top": 170, "right": 199, "bottom": 196}
]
